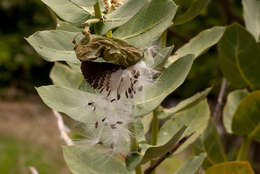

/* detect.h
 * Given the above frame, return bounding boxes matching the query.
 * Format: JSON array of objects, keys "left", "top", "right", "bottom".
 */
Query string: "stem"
[
  {"left": 94, "top": 0, "right": 102, "bottom": 19},
  {"left": 159, "top": 31, "right": 168, "bottom": 49},
  {"left": 150, "top": 109, "right": 160, "bottom": 174},
  {"left": 237, "top": 136, "right": 252, "bottom": 161},
  {"left": 130, "top": 123, "right": 143, "bottom": 174},
  {"left": 213, "top": 78, "right": 227, "bottom": 120}
]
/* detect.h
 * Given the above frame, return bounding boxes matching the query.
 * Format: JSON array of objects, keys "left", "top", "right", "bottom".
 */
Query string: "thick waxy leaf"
[
  {"left": 113, "top": 0, "right": 178, "bottom": 48},
  {"left": 63, "top": 145, "right": 132, "bottom": 174},
  {"left": 242, "top": 0, "right": 260, "bottom": 42},
  {"left": 71, "top": 0, "right": 97, "bottom": 7},
  {"left": 205, "top": 161, "right": 255, "bottom": 174},
  {"left": 134, "top": 54, "right": 194, "bottom": 117},
  {"left": 223, "top": 89, "right": 249, "bottom": 134},
  {"left": 26, "top": 30, "right": 80, "bottom": 63},
  {"left": 158, "top": 99, "right": 210, "bottom": 154},
  {"left": 36, "top": 85, "right": 97, "bottom": 123},
  {"left": 160, "top": 87, "right": 211, "bottom": 119},
  {"left": 50, "top": 62, "right": 84, "bottom": 89},
  {"left": 41, "top": 0, "right": 90, "bottom": 26},
  {"left": 166, "top": 26, "right": 225, "bottom": 67},
  {"left": 232, "top": 91, "right": 260, "bottom": 142},
  {"left": 56, "top": 20, "right": 82, "bottom": 32},
  {"left": 97, "top": 0, "right": 149, "bottom": 34},
  {"left": 174, "top": 0, "right": 209, "bottom": 25},
  {"left": 218, "top": 23, "right": 260, "bottom": 89},
  {"left": 152, "top": 46, "right": 174, "bottom": 70},
  {"left": 194, "top": 119, "right": 226, "bottom": 168},
  {"left": 172, "top": 153, "right": 206, "bottom": 174}
]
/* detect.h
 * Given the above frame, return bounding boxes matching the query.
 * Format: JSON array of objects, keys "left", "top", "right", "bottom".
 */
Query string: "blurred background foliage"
[{"left": 0, "top": 0, "right": 243, "bottom": 98}]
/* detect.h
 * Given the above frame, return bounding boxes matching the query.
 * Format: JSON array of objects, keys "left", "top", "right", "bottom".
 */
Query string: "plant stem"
[
  {"left": 130, "top": 123, "right": 143, "bottom": 174},
  {"left": 94, "top": 0, "right": 102, "bottom": 19},
  {"left": 213, "top": 78, "right": 227, "bottom": 120},
  {"left": 237, "top": 136, "right": 252, "bottom": 161},
  {"left": 159, "top": 31, "right": 168, "bottom": 48},
  {"left": 150, "top": 109, "right": 160, "bottom": 174}
]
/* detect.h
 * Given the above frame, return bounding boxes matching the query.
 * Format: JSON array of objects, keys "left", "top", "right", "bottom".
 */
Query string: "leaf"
[
  {"left": 152, "top": 46, "right": 174, "bottom": 70},
  {"left": 36, "top": 85, "right": 96, "bottom": 123},
  {"left": 194, "top": 119, "right": 226, "bottom": 168},
  {"left": 96, "top": 0, "right": 149, "bottom": 34},
  {"left": 172, "top": 153, "right": 206, "bottom": 174},
  {"left": 242, "top": 0, "right": 260, "bottom": 42},
  {"left": 160, "top": 87, "right": 212, "bottom": 119},
  {"left": 50, "top": 62, "right": 84, "bottom": 89},
  {"left": 71, "top": 0, "right": 97, "bottom": 7},
  {"left": 158, "top": 99, "right": 210, "bottom": 154},
  {"left": 205, "top": 161, "right": 255, "bottom": 174},
  {"left": 113, "top": 0, "right": 178, "bottom": 48},
  {"left": 56, "top": 20, "right": 82, "bottom": 32},
  {"left": 41, "top": 0, "right": 90, "bottom": 26},
  {"left": 232, "top": 91, "right": 260, "bottom": 143},
  {"left": 166, "top": 26, "right": 225, "bottom": 67},
  {"left": 174, "top": 0, "right": 209, "bottom": 25},
  {"left": 134, "top": 54, "right": 194, "bottom": 117},
  {"left": 218, "top": 23, "right": 260, "bottom": 89},
  {"left": 125, "top": 152, "right": 143, "bottom": 171},
  {"left": 63, "top": 145, "right": 132, "bottom": 174},
  {"left": 223, "top": 89, "right": 249, "bottom": 134},
  {"left": 26, "top": 30, "right": 80, "bottom": 63}
]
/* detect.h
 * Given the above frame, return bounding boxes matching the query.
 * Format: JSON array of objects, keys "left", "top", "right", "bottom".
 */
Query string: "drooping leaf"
[
  {"left": 205, "top": 161, "right": 255, "bottom": 174},
  {"left": 218, "top": 23, "right": 260, "bottom": 89},
  {"left": 41, "top": 0, "right": 90, "bottom": 26},
  {"left": 242, "top": 0, "right": 260, "bottom": 42},
  {"left": 172, "top": 153, "right": 206, "bottom": 174},
  {"left": 232, "top": 91, "right": 260, "bottom": 143},
  {"left": 113, "top": 0, "right": 178, "bottom": 48},
  {"left": 194, "top": 119, "right": 226, "bottom": 168},
  {"left": 50, "top": 62, "right": 83, "bottom": 89},
  {"left": 174, "top": 0, "right": 209, "bottom": 25},
  {"left": 223, "top": 89, "right": 249, "bottom": 134},
  {"left": 160, "top": 87, "right": 212, "bottom": 119},
  {"left": 26, "top": 30, "right": 80, "bottom": 63},
  {"left": 96, "top": 0, "right": 149, "bottom": 34},
  {"left": 134, "top": 54, "right": 194, "bottom": 117},
  {"left": 166, "top": 26, "right": 225, "bottom": 67},
  {"left": 63, "top": 145, "right": 132, "bottom": 174},
  {"left": 158, "top": 99, "right": 210, "bottom": 154}
]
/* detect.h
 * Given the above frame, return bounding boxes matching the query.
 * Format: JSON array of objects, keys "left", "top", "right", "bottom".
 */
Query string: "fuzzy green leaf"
[
  {"left": 223, "top": 89, "right": 249, "bottom": 134},
  {"left": 41, "top": 0, "right": 90, "bottom": 26},
  {"left": 113, "top": 0, "right": 178, "bottom": 48},
  {"left": 63, "top": 145, "right": 132, "bottom": 174},
  {"left": 242, "top": 0, "right": 260, "bottom": 42},
  {"left": 218, "top": 23, "right": 260, "bottom": 89},
  {"left": 26, "top": 30, "right": 80, "bottom": 63},
  {"left": 174, "top": 0, "right": 209, "bottom": 25},
  {"left": 172, "top": 153, "right": 206, "bottom": 174},
  {"left": 232, "top": 91, "right": 260, "bottom": 143},
  {"left": 166, "top": 26, "right": 225, "bottom": 67}
]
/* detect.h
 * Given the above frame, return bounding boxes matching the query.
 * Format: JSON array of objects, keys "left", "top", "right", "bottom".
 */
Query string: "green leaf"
[
  {"left": 36, "top": 85, "right": 96, "bottom": 123},
  {"left": 242, "top": 0, "right": 260, "bottom": 42},
  {"left": 152, "top": 46, "right": 174, "bottom": 70},
  {"left": 63, "top": 145, "right": 132, "bottom": 174},
  {"left": 160, "top": 87, "right": 212, "bottom": 119},
  {"left": 125, "top": 152, "right": 143, "bottom": 171},
  {"left": 56, "top": 20, "right": 82, "bottom": 32},
  {"left": 166, "top": 26, "right": 225, "bottom": 67},
  {"left": 172, "top": 153, "right": 206, "bottom": 174},
  {"left": 194, "top": 119, "right": 226, "bottom": 168},
  {"left": 205, "top": 161, "right": 255, "bottom": 174},
  {"left": 223, "top": 89, "right": 249, "bottom": 134},
  {"left": 96, "top": 0, "right": 149, "bottom": 34},
  {"left": 41, "top": 0, "right": 90, "bottom": 26},
  {"left": 174, "top": 0, "right": 209, "bottom": 25},
  {"left": 158, "top": 99, "right": 210, "bottom": 154},
  {"left": 26, "top": 30, "right": 80, "bottom": 63},
  {"left": 140, "top": 126, "right": 186, "bottom": 164},
  {"left": 71, "top": 0, "right": 97, "bottom": 7},
  {"left": 232, "top": 91, "right": 260, "bottom": 143},
  {"left": 50, "top": 62, "right": 84, "bottom": 89},
  {"left": 113, "top": 0, "right": 178, "bottom": 48},
  {"left": 218, "top": 23, "right": 260, "bottom": 89},
  {"left": 134, "top": 54, "right": 194, "bottom": 117}
]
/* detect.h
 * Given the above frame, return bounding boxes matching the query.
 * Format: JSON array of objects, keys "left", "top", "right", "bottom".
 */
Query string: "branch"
[
  {"left": 53, "top": 110, "right": 74, "bottom": 146},
  {"left": 213, "top": 78, "right": 227, "bottom": 120},
  {"left": 28, "top": 166, "right": 39, "bottom": 174},
  {"left": 144, "top": 134, "right": 193, "bottom": 174}
]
